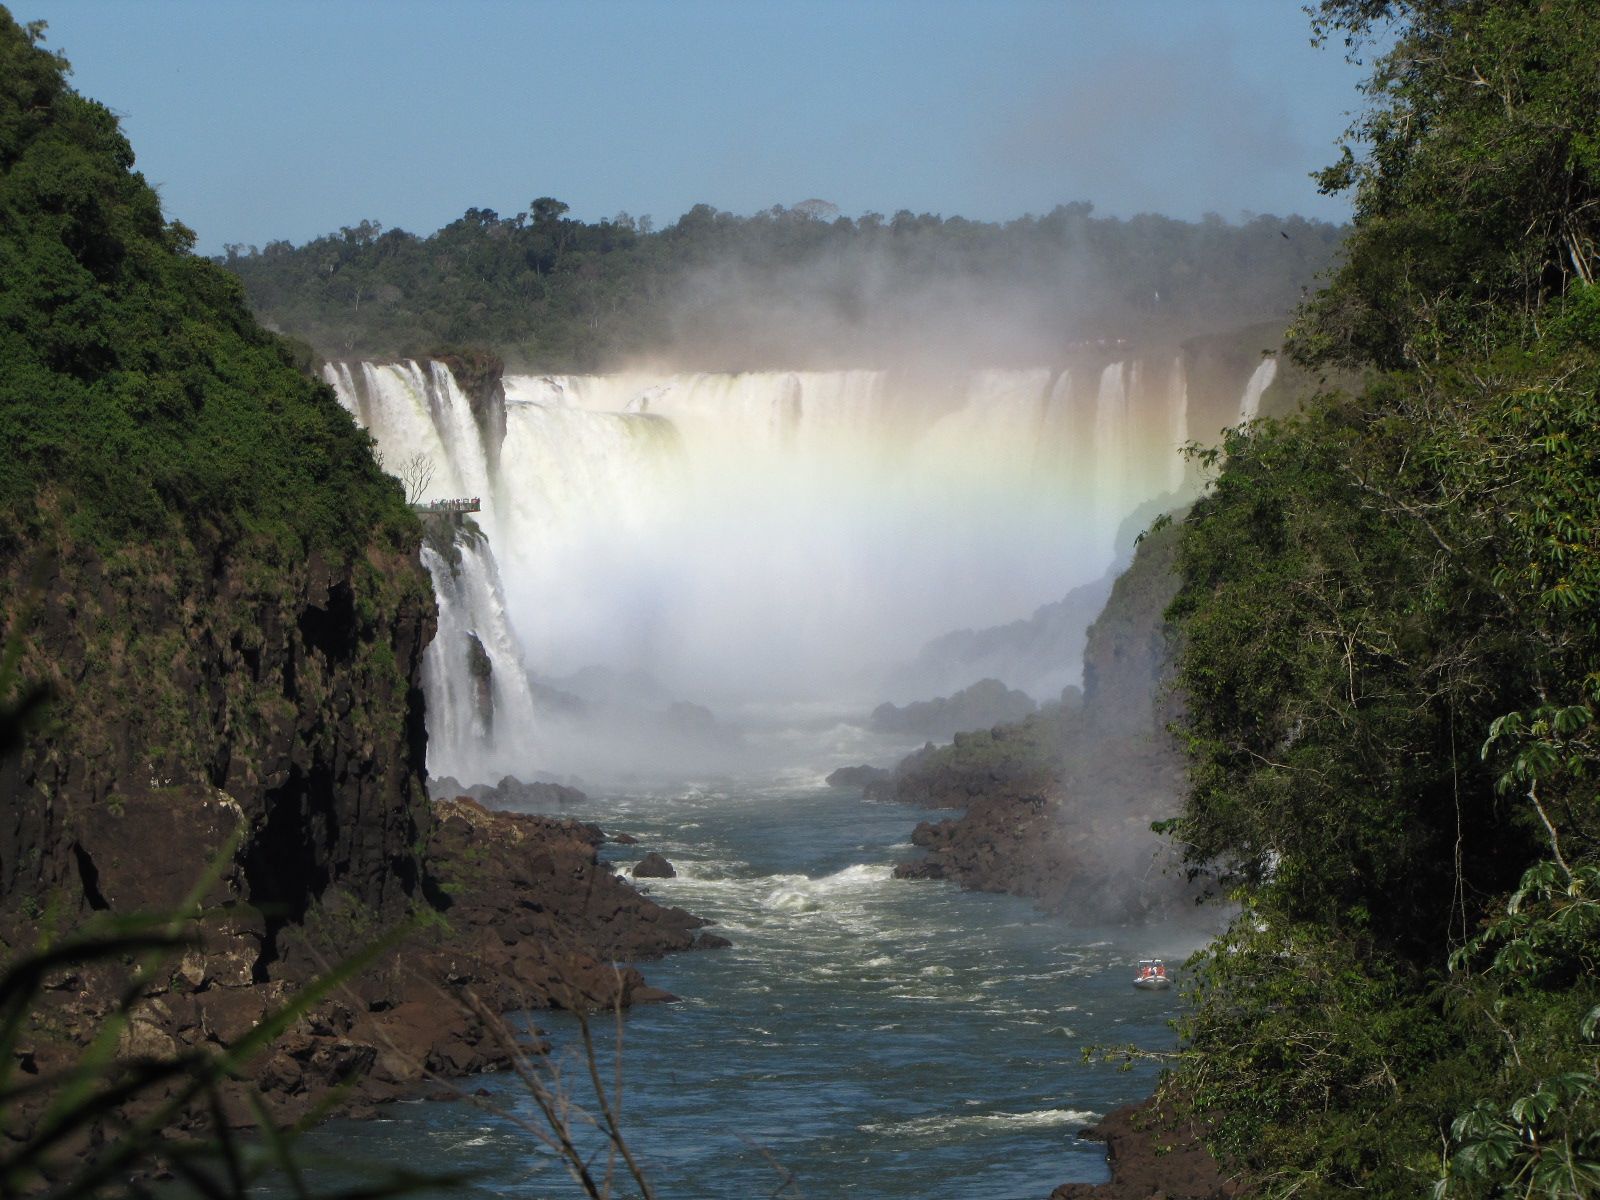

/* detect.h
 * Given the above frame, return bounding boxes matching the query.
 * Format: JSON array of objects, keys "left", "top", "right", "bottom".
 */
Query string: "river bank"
[
  {"left": 1051, "top": 1099, "right": 1236, "bottom": 1200},
  {"left": 1, "top": 792, "right": 718, "bottom": 1179}
]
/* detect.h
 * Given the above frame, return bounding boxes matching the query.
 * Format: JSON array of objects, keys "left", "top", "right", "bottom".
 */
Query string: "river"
[{"left": 277, "top": 774, "right": 1192, "bottom": 1199}]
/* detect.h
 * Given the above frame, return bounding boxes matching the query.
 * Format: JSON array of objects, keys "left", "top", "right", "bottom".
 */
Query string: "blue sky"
[{"left": 20, "top": 1, "right": 1370, "bottom": 254}]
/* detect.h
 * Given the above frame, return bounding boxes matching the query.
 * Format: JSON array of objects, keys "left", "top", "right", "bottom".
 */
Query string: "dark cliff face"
[
  {"left": 1, "top": 514, "right": 436, "bottom": 961},
  {"left": 0, "top": 23, "right": 714, "bottom": 1153},
  {"left": 1079, "top": 514, "right": 1184, "bottom": 737}
]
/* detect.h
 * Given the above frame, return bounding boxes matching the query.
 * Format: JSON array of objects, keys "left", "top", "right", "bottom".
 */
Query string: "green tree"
[{"left": 1165, "top": 4, "right": 1600, "bottom": 1195}]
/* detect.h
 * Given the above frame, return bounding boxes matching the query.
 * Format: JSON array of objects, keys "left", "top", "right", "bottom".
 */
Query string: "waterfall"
[
  {"left": 1091, "top": 362, "right": 1131, "bottom": 532},
  {"left": 322, "top": 360, "right": 496, "bottom": 514},
  {"left": 1238, "top": 357, "right": 1279, "bottom": 422},
  {"left": 326, "top": 352, "right": 1276, "bottom": 783},
  {"left": 1167, "top": 355, "right": 1190, "bottom": 493}
]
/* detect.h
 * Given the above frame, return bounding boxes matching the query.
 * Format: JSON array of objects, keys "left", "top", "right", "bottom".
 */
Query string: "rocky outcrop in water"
[
  {"left": 825, "top": 764, "right": 891, "bottom": 790},
  {"left": 429, "top": 773, "right": 588, "bottom": 811},
  {"left": 7, "top": 793, "right": 720, "bottom": 1147},
  {"left": 631, "top": 852, "right": 677, "bottom": 879}
]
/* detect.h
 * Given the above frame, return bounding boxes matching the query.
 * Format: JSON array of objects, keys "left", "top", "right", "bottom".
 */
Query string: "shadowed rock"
[
  {"left": 1051, "top": 1098, "right": 1236, "bottom": 1200},
  {"left": 631, "top": 852, "right": 677, "bottom": 879},
  {"left": 825, "top": 764, "right": 891, "bottom": 790}
]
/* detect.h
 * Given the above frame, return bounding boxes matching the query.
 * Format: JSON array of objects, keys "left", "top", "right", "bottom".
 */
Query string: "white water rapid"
[{"left": 325, "top": 354, "right": 1274, "bottom": 784}]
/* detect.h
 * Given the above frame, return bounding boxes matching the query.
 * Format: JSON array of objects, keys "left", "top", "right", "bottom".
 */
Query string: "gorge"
[
  {"left": 253, "top": 348, "right": 1283, "bottom": 1197},
  {"left": 10, "top": 2, "right": 1600, "bottom": 1196}
]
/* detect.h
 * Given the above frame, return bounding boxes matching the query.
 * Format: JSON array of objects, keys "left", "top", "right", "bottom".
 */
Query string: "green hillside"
[
  {"left": 0, "top": 9, "right": 432, "bottom": 933},
  {"left": 0, "top": 14, "right": 410, "bottom": 560}
]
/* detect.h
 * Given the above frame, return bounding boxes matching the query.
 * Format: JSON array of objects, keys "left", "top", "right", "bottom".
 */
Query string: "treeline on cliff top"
[
  {"left": 1164, "top": 1, "right": 1600, "bottom": 1196},
  {"left": 221, "top": 195, "right": 1343, "bottom": 372},
  {"left": 0, "top": 12, "right": 410, "bottom": 560}
]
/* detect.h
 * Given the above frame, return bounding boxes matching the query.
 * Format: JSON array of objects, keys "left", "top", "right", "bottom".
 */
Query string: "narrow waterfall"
[
  {"left": 326, "top": 353, "right": 1279, "bottom": 784},
  {"left": 1167, "top": 355, "right": 1190, "bottom": 493},
  {"left": 324, "top": 361, "right": 532, "bottom": 783},
  {"left": 327, "top": 360, "right": 496, "bottom": 514},
  {"left": 1237, "top": 357, "right": 1279, "bottom": 421}
]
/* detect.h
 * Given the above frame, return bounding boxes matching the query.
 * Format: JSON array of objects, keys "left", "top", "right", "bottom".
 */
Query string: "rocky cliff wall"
[
  {"left": 1080, "top": 513, "right": 1184, "bottom": 737},
  {"left": 0, "top": 508, "right": 436, "bottom": 967}
]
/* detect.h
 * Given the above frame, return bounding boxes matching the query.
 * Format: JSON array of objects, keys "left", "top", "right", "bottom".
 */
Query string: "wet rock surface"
[
  {"left": 879, "top": 517, "right": 1196, "bottom": 923},
  {"left": 1052, "top": 1099, "right": 1236, "bottom": 1200},
  {"left": 631, "top": 851, "right": 677, "bottom": 879},
  {"left": 868, "top": 520, "right": 1218, "bottom": 1196},
  {"left": 824, "top": 764, "right": 891, "bottom": 789},
  {"left": 1, "top": 792, "right": 721, "bottom": 1165}
]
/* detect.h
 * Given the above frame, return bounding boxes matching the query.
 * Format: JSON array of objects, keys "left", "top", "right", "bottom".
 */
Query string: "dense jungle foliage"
[
  {"left": 0, "top": 12, "right": 411, "bottom": 560},
  {"left": 1167, "top": 2, "right": 1600, "bottom": 1196},
  {"left": 221, "top": 197, "right": 1343, "bottom": 372}
]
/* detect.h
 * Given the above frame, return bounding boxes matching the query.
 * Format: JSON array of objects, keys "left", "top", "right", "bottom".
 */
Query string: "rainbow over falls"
[{"left": 323, "top": 353, "right": 1276, "bottom": 784}]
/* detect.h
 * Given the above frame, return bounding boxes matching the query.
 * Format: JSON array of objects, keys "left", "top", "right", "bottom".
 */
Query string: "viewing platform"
[{"left": 412, "top": 497, "right": 481, "bottom": 514}]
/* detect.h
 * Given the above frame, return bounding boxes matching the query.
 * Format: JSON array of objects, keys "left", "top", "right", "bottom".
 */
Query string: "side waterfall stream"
[{"left": 282, "top": 778, "right": 1191, "bottom": 1198}]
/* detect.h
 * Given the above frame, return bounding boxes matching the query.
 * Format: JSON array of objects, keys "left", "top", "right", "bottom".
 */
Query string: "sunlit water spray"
[{"left": 326, "top": 357, "right": 1267, "bottom": 785}]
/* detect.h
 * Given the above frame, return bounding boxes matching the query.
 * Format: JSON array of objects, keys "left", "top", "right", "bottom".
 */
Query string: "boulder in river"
[
  {"left": 427, "top": 774, "right": 588, "bottom": 811},
  {"left": 632, "top": 851, "right": 677, "bottom": 879}
]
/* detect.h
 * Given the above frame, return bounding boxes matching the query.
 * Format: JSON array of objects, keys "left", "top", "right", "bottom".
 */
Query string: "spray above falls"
[{"left": 325, "top": 349, "right": 1277, "bottom": 784}]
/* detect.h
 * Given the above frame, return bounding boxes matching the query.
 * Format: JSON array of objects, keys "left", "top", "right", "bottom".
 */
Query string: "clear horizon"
[{"left": 18, "top": 1, "right": 1368, "bottom": 255}]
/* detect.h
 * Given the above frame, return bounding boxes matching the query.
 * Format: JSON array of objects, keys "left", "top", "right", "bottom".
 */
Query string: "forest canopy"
[{"left": 222, "top": 200, "right": 1343, "bottom": 372}]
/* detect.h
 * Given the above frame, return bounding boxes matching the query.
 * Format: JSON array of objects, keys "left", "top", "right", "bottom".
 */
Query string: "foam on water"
[{"left": 860, "top": 1107, "right": 1101, "bottom": 1139}]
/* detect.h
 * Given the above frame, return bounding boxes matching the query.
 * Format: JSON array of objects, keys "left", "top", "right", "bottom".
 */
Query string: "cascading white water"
[
  {"left": 496, "top": 367, "right": 1181, "bottom": 703},
  {"left": 419, "top": 537, "right": 543, "bottom": 783},
  {"left": 324, "top": 361, "right": 531, "bottom": 782},
  {"left": 1167, "top": 355, "right": 1190, "bottom": 493},
  {"left": 327, "top": 355, "right": 1275, "bottom": 783},
  {"left": 328, "top": 361, "right": 496, "bottom": 515},
  {"left": 1237, "top": 357, "right": 1279, "bottom": 421}
]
